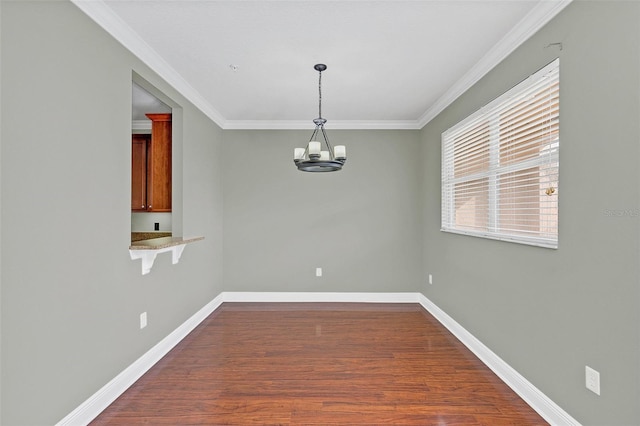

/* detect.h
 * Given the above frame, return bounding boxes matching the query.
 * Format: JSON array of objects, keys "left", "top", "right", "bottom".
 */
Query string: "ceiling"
[
  {"left": 74, "top": 0, "right": 570, "bottom": 129},
  {"left": 132, "top": 82, "right": 171, "bottom": 122}
]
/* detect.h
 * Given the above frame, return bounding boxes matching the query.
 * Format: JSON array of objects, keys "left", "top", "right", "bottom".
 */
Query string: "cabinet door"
[
  {"left": 146, "top": 113, "right": 172, "bottom": 212},
  {"left": 131, "top": 134, "right": 149, "bottom": 211}
]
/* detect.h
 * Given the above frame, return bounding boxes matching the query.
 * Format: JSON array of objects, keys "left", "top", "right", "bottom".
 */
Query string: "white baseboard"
[
  {"left": 57, "top": 291, "right": 578, "bottom": 426},
  {"left": 55, "top": 293, "right": 225, "bottom": 426},
  {"left": 221, "top": 291, "right": 421, "bottom": 303},
  {"left": 417, "top": 294, "right": 581, "bottom": 426}
]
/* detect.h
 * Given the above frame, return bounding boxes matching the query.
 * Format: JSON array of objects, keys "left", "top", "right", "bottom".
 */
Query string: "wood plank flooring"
[{"left": 91, "top": 303, "right": 548, "bottom": 425}]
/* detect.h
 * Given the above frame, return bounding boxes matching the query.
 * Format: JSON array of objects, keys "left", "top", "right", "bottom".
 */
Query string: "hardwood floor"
[{"left": 91, "top": 303, "right": 547, "bottom": 425}]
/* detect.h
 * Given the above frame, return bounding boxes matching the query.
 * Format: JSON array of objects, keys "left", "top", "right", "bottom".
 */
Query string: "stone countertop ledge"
[
  {"left": 129, "top": 236, "right": 204, "bottom": 275},
  {"left": 129, "top": 236, "right": 203, "bottom": 250}
]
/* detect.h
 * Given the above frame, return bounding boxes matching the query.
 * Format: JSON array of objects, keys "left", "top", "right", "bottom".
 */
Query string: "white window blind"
[{"left": 442, "top": 59, "right": 559, "bottom": 248}]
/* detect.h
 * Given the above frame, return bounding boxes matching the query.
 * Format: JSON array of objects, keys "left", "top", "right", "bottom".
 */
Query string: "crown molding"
[
  {"left": 73, "top": 0, "right": 570, "bottom": 131},
  {"left": 417, "top": 0, "right": 572, "bottom": 128},
  {"left": 223, "top": 119, "right": 422, "bottom": 130},
  {"left": 71, "top": 0, "right": 227, "bottom": 129},
  {"left": 131, "top": 120, "right": 151, "bottom": 130}
]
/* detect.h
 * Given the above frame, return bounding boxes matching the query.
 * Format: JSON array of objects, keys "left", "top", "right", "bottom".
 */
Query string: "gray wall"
[
  {"left": 223, "top": 130, "right": 422, "bottom": 293},
  {"left": 0, "top": 1, "right": 224, "bottom": 424},
  {"left": 421, "top": 1, "right": 640, "bottom": 424}
]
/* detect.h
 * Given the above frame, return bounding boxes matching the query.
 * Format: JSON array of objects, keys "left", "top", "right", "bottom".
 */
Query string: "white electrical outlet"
[
  {"left": 429, "top": 274, "right": 433, "bottom": 285},
  {"left": 140, "top": 312, "right": 147, "bottom": 329},
  {"left": 585, "top": 365, "right": 600, "bottom": 395},
  {"left": 316, "top": 267, "right": 322, "bottom": 277}
]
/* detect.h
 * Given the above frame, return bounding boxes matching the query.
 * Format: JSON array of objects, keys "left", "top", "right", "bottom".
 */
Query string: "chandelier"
[{"left": 294, "top": 64, "right": 346, "bottom": 172}]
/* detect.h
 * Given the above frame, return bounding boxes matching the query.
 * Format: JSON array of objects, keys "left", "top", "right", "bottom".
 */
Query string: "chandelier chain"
[{"left": 318, "top": 69, "right": 322, "bottom": 119}]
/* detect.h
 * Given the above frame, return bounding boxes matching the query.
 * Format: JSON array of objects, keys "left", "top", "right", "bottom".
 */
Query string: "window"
[{"left": 442, "top": 59, "right": 559, "bottom": 248}]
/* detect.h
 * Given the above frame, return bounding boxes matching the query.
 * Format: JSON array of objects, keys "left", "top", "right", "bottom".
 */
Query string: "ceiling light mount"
[{"left": 293, "top": 64, "right": 346, "bottom": 172}]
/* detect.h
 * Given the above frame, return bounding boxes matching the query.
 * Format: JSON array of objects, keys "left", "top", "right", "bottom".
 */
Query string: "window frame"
[{"left": 441, "top": 59, "right": 559, "bottom": 249}]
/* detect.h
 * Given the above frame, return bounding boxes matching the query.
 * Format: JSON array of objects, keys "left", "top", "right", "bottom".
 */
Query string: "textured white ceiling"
[{"left": 81, "top": 0, "right": 570, "bottom": 129}]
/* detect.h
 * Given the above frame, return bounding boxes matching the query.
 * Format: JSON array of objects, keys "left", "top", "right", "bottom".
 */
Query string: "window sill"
[{"left": 129, "top": 236, "right": 204, "bottom": 275}]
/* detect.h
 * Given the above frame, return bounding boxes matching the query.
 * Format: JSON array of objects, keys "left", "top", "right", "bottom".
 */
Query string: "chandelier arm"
[
  {"left": 320, "top": 126, "right": 334, "bottom": 159},
  {"left": 308, "top": 125, "right": 320, "bottom": 142}
]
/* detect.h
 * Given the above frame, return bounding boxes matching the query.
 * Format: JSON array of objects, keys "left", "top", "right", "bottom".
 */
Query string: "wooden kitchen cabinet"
[
  {"left": 131, "top": 134, "right": 149, "bottom": 211},
  {"left": 146, "top": 113, "right": 172, "bottom": 212},
  {"left": 131, "top": 113, "right": 172, "bottom": 212}
]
